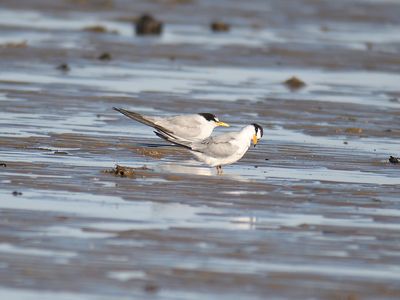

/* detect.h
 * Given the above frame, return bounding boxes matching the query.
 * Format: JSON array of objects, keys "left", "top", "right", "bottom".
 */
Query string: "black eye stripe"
[{"left": 251, "top": 123, "right": 263, "bottom": 137}]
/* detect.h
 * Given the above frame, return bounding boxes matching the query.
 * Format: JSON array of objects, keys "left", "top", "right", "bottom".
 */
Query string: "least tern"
[
  {"left": 113, "top": 107, "right": 229, "bottom": 142},
  {"left": 155, "top": 123, "right": 264, "bottom": 174}
]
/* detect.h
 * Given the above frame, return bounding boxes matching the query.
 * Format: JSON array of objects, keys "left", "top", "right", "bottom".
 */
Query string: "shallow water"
[{"left": 1, "top": 0, "right": 400, "bottom": 299}]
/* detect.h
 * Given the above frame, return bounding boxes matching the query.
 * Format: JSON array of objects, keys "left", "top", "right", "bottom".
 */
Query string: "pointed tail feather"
[
  {"left": 154, "top": 131, "right": 195, "bottom": 151},
  {"left": 113, "top": 107, "right": 174, "bottom": 136},
  {"left": 113, "top": 107, "right": 156, "bottom": 127}
]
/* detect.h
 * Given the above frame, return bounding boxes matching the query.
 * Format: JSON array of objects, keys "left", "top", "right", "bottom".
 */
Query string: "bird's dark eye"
[{"left": 252, "top": 123, "right": 264, "bottom": 137}]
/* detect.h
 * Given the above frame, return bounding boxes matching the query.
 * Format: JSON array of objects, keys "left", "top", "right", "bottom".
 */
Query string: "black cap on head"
[
  {"left": 252, "top": 123, "right": 264, "bottom": 137},
  {"left": 199, "top": 113, "right": 218, "bottom": 122}
]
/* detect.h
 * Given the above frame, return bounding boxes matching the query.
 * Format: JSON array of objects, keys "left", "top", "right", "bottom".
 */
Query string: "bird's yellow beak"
[
  {"left": 216, "top": 121, "right": 230, "bottom": 127},
  {"left": 252, "top": 134, "right": 258, "bottom": 146}
]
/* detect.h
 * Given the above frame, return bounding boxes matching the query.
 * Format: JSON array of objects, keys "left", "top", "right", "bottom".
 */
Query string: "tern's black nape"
[
  {"left": 198, "top": 113, "right": 218, "bottom": 122},
  {"left": 252, "top": 123, "right": 264, "bottom": 137}
]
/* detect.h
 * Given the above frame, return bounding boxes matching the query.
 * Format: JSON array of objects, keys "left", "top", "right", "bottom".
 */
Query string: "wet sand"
[{"left": 1, "top": 0, "right": 400, "bottom": 299}]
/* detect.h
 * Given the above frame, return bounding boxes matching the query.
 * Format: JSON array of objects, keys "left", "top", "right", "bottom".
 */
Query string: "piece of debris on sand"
[
  {"left": 56, "top": 63, "right": 70, "bottom": 72},
  {"left": 0, "top": 162, "right": 6, "bottom": 167},
  {"left": 98, "top": 52, "right": 112, "bottom": 61},
  {"left": 135, "top": 14, "right": 163, "bottom": 35},
  {"left": 144, "top": 283, "right": 159, "bottom": 293},
  {"left": 135, "top": 148, "right": 165, "bottom": 159},
  {"left": 12, "top": 191, "right": 22, "bottom": 196},
  {"left": 83, "top": 25, "right": 109, "bottom": 33},
  {"left": 210, "top": 21, "right": 230, "bottom": 32},
  {"left": 345, "top": 127, "right": 363, "bottom": 135},
  {"left": 103, "top": 165, "right": 152, "bottom": 178},
  {"left": 389, "top": 156, "right": 399, "bottom": 164},
  {"left": 283, "top": 76, "right": 306, "bottom": 90}
]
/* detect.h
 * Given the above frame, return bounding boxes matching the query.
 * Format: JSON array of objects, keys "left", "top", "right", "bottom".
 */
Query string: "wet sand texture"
[{"left": 1, "top": 0, "right": 400, "bottom": 299}]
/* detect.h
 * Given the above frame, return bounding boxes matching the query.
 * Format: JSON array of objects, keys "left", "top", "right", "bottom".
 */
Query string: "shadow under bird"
[
  {"left": 113, "top": 107, "right": 229, "bottom": 142},
  {"left": 155, "top": 123, "right": 264, "bottom": 174}
]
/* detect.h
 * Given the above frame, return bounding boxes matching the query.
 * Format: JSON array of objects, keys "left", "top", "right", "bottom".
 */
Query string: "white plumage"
[
  {"left": 114, "top": 108, "right": 229, "bottom": 142},
  {"left": 156, "top": 123, "right": 264, "bottom": 174}
]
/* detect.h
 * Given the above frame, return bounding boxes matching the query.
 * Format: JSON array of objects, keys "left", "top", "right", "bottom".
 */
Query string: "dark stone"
[
  {"left": 211, "top": 21, "right": 230, "bottom": 32},
  {"left": 136, "top": 14, "right": 163, "bottom": 35},
  {"left": 284, "top": 76, "right": 306, "bottom": 91},
  {"left": 56, "top": 63, "right": 70, "bottom": 72},
  {"left": 98, "top": 52, "right": 112, "bottom": 60}
]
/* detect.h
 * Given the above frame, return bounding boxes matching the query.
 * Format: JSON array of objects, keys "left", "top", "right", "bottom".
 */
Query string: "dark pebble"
[
  {"left": 136, "top": 14, "right": 163, "bottom": 35},
  {"left": 144, "top": 283, "right": 159, "bottom": 293},
  {"left": 284, "top": 76, "right": 306, "bottom": 91},
  {"left": 56, "top": 63, "right": 70, "bottom": 72},
  {"left": 98, "top": 52, "right": 112, "bottom": 60},
  {"left": 211, "top": 21, "right": 230, "bottom": 32},
  {"left": 389, "top": 156, "right": 399, "bottom": 164}
]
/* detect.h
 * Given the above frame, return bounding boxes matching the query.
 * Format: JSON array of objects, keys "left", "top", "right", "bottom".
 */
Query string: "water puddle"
[
  {"left": 0, "top": 189, "right": 250, "bottom": 231},
  {"left": 107, "top": 270, "right": 146, "bottom": 282},
  {"left": 1, "top": 63, "right": 399, "bottom": 109},
  {"left": 0, "top": 243, "right": 76, "bottom": 258},
  {"left": 0, "top": 288, "right": 112, "bottom": 300},
  {"left": 269, "top": 126, "right": 400, "bottom": 154},
  {"left": 262, "top": 166, "right": 399, "bottom": 185}
]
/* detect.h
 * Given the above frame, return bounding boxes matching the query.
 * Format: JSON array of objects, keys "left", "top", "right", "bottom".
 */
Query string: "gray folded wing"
[
  {"left": 192, "top": 133, "right": 239, "bottom": 157},
  {"left": 156, "top": 115, "right": 203, "bottom": 141}
]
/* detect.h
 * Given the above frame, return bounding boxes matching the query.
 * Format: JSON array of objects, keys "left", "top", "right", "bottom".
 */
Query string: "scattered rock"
[
  {"left": 103, "top": 165, "right": 152, "bottom": 178},
  {"left": 135, "top": 14, "right": 163, "bottom": 35},
  {"left": 343, "top": 141, "right": 348, "bottom": 145},
  {"left": 83, "top": 25, "right": 108, "bottom": 33},
  {"left": 210, "top": 21, "right": 230, "bottom": 32},
  {"left": 0, "top": 162, "right": 6, "bottom": 167},
  {"left": 144, "top": 283, "right": 159, "bottom": 293},
  {"left": 265, "top": 158, "right": 269, "bottom": 161},
  {"left": 98, "top": 52, "right": 112, "bottom": 61},
  {"left": 389, "top": 156, "right": 399, "bottom": 164},
  {"left": 283, "top": 76, "right": 306, "bottom": 91},
  {"left": 56, "top": 63, "right": 70, "bottom": 72},
  {"left": 12, "top": 191, "right": 22, "bottom": 196},
  {"left": 345, "top": 127, "right": 363, "bottom": 134}
]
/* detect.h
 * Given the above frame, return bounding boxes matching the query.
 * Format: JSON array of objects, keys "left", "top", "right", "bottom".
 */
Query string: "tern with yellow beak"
[
  {"left": 155, "top": 123, "right": 264, "bottom": 174},
  {"left": 114, "top": 108, "right": 229, "bottom": 143}
]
